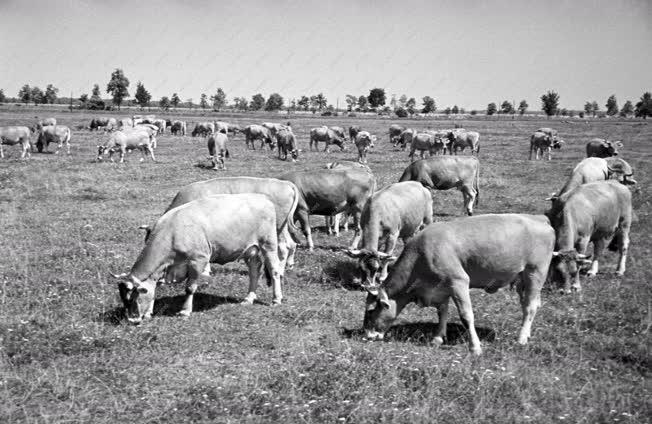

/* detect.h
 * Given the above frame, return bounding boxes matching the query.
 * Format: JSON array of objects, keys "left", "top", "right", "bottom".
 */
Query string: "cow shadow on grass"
[
  {"left": 342, "top": 321, "right": 496, "bottom": 347},
  {"left": 321, "top": 258, "right": 363, "bottom": 291}
]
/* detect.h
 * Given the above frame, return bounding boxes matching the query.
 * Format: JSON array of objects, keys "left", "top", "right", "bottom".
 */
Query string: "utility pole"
[{"left": 69, "top": 91, "right": 73, "bottom": 112}]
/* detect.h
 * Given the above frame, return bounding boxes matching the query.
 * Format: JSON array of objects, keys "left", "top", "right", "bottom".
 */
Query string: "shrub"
[{"left": 395, "top": 107, "right": 408, "bottom": 118}]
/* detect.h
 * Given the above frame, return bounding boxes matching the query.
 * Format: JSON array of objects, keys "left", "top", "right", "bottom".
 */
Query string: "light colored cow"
[
  {"left": 530, "top": 131, "right": 564, "bottom": 160},
  {"left": 36, "top": 117, "right": 57, "bottom": 130},
  {"left": 37, "top": 125, "right": 71, "bottom": 154},
  {"left": 275, "top": 127, "right": 298, "bottom": 161},
  {"left": 262, "top": 122, "right": 290, "bottom": 138},
  {"left": 354, "top": 131, "right": 376, "bottom": 163},
  {"left": 549, "top": 157, "right": 636, "bottom": 202},
  {"left": 152, "top": 119, "right": 167, "bottom": 134},
  {"left": 547, "top": 180, "right": 632, "bottom": 293},
  {"left": 97, "top": 130, "right": 156, "bottom": 163},
  {"left": 118, "top": 118, "right": 133, "bottom": 129},
  {"left": 586, "top": 138, "right": 623, "bottom": 158},
  {"left": 408, "top": 132, "right": 438, "bottom": 161},
  {"left": 399, "top": 156, "right": 480, "bottom": 215},
  {"left": 345, "top": 181, "right": 433, "bottom": 287},
  {"left": 447, "top": 130, "right": 480, "bottom": 155},
  {"left": 310, "top": 126, "right": 346, "bottom": 152},
  {"left": 330, "top": 126, "right": 347, "bottom": 141},
  {"left": 362, "top": 213, "right": 555, "bottom": 355},
  {"left": 114, "top": 194, "right": 284, "bottom": 324},
  {"left": 191, "top": 122, "right": 215, "bottom": 137},
  {"left": 207, "top": 133, "right": 229, "bottom": 170},
  {"left": 0, "top": 126, "right": 32, "bottom": 159},
  {"left": 243, "top": 124, "right": 274, "bottom": 150}
]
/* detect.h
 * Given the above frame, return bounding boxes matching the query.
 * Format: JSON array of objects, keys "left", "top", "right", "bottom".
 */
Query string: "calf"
[
  {"left": 113, "top": 194, "right": 283, "bottom": 324},
  {"left": 362, "top": 214, "right": 555, "bottom": 355},
  {"left": 345, "top": 181, "right": 433, "bottom": 287}
]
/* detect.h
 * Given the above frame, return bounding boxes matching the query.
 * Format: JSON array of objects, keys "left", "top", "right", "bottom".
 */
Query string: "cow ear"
[
  {"left": 344, "top": 249, "right": 363, "bottom": 258},
  {"left": 136, "top": 286, "right": 148, "bottom": 294}
]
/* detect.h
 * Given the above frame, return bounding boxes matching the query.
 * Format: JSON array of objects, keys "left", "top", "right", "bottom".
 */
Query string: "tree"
[
  {"left": 345, "top": 94, "right": 357, "bottom": 112},
  {"left": 620, "top": 100, "right": 634, "bottom": 117},
  {"left": 211, "top": 88, "right": 227, "bottom": 111},
  {"left": 250, "top": 93, "right": 265, "bottom": 111},
  {"left": 390, "top": 94, "right": 397, "bottom": 110},
  {"left": 313, "top": 93, "right": 327, "bottom": 110},
  {"left": 444, "top": 107, "right": 451, "bottom": 115},
  {"left": 18, "top": 84, "right": 31, "bottom": 104},
  {"left": 560, "top": 108, "right": 568, "bottom": 116},
  {"left": 367, "top": 88, "right": 386, "bottom": 109},
  {"left": 0, "top": 89, "right": 5, "bottom": 104},
  {"left": 395, "top": 107, "right": 408, "bottom": 118},
  {"left": 584, "top": 102, "right": 594, "bottom": 117},
  {"left": 159, "top": 96, "right": 170, "bottom": 111},
  {"left": 233, "top": 97, "right": 248, "bottom": 111},
  {"left": 406, "top": 97, "right": 416, "bottom": 115},
  {"left": 591, "top": 101, "right": 599, "bottom": 117},
  {"left": 398, "top": 94, "right": 408, "bottom": 108},
  {"left": 265, "top": 93, "right": 284, "bottom": 111},
  {"left": 43, "top": 84, "right": 59, "bottom": 104},
  {"left": 451, "top": 105, "right": 459, "bottom": 114},
  {"left": 200, "top": 93, "right": 208, "bottom": 110},
  {"left": 518, "top": 100, "right": 528, "bottom": 115},
  {"left": 171, "top": 93, "right": 180, "bottom": 109},
  {"left": 88, "top": 84, "right": 105, "bottom": 110},
  {"left": 357, "top": 95, "right": 369, "bottom": 111},
  {"left": 486, "top": 102, "right": 497, "bottom": 116},
  {"left": 134, "top": 82, "right": 151, "bottom": 109},
  {"left": 298, "top": 96, "right": 310, "bottom": 111},
  {"left": 30, "top": 86, "right": 44, "bottom": 105},
  {"left": 421, "top": 96, "right": 436, "bottom": 114},
  {"left": 634, "top": 92, "right": 652, "bottom": 119},
  {"left": 605, "top": 95, "right": 618, "bottom": 116},
  {"left": 540, "top": 90, "right": 560, "bottom": 117},
  {"left": 500, "top": 100, "right": 514, "bottom": 114},
  {"left": 106, "top": 69, "right": 130, "bottom": 109},
  {"left": 79, "top": 93, "right": 89, "bottom": 108}
]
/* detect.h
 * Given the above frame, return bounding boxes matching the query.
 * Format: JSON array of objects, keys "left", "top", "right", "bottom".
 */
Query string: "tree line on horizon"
[{"left": 1, "top": 68, "right": 651, "bottom": 119}]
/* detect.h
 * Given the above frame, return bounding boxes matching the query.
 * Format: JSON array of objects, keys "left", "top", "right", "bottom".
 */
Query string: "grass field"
[{"left": 0, "top": 110, "right": 650, "bottom": 423}]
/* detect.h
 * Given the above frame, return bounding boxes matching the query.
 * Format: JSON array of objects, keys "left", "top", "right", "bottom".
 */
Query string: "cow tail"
[
  {"left": 285, "top": 184, "right": 302, "bottom": 243},
  {"left": 474, "top": 161, "right": 480, "bottom": 206},
  {"left": 65, "top": 127, "right": 72, "bottom": 144}
]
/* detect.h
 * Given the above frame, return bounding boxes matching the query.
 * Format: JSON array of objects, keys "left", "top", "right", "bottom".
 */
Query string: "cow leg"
[
  {"left": 148, "top": 146, "right": 156, "bottom": 162},
  {"left": 260, "top": 243, "right": 283, "bottom": 305},
  {"left": 332, "top": 214, "right": 340, "bottom": 236},
  {"left": 516, "top": 267, "right": 544, "bottom": 345},
  {"left": 0, "top": 144, "right": 3, "bottom": 158},
  {"left": 572, "top": 237, "right": 591, "bottom": 292},
  {"left": 349, "top": 210, "right": 362, "bottom": 249},
  {"left": 587, "top": 238, "right": 606, "bottom": 277},
  {"left": 616, "top": 230, "right": 629, "bottom": 276},
  {"left": 242, "top": 246, "right": 262, "bottom": 304},
  {"left": 120, "top": 148, "right": 126, "bottom": 163},
  {"left": 450, "top": 277, "right": 481, "bottom": 355},
  {"left": 179, "top": 259, "right": 208, "bottom": 316},
  {"left": 324, "top": 144, "right": 330, "bottom": 153},
  {"left": 433, "top": 299, "right": 450, "bottom": 346},
  {"left": 281, "top": 227, "right": 297, "bottom": 269},
  {"left": 461, "top": 185, "right": 475, "bottom": 216},
  {"left": 296, "top": 209, "right": 314, "bottom": 251},
  {"left": 547, "top": 147, "right": 552, "bottom": 161}
]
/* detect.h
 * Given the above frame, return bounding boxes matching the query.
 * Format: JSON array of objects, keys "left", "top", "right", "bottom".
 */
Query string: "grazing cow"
[
  {"left": 345, "top": 181, "right": 433, "bottom": 287},
  {"left": 388, "top": 124, "right": 406, "bottom": 145},
  {"left": 243, "top": 124, "right": 274, "bottom": 150},
  {"left": 114, "top": 194, "right": 284, "bottom": 323},
  {"left": 132, "top": 124, "right": 159, "bottom": 148},
  {"left": 279, "top": 168, "right": 376, "bottom": 250},
  {"left": 330, "top": 126, "right": 347, "bottom": 141},
  {"left": 399, "top": 156, "right": 480, "bottom": 215},
  {"left": 36, "top": 125, "right": 71, "bottom": 154},
  {"left": 447, "top": 130, "right": 480, "bottom": 155},
  {"left": 142, "top": 177, "right": 300, "bottom": 271},
  {"left": 586, "top": 138, "right": 623, "bottom": 158},
  {"left": 362, "top": 214, "right": 555, "bottom": 355},
  {"left": 547, "top": 181, "right": 632, "bottom": 293},
  {"left": 529, "top": 131, "right": 564, "bottom": 160},
  {"left": 36, "top": 117, "right": 57, "bottom": 129},
  {"left": 207, "top": 133, "right": 229, "bottom": 170},
  {"left": 262, "top": 122, "right": 289, "bottom": 138},
  {"left": 0, "top": 126, "right": 32, "bottom": 159},
  {"left": 215, "top": 121, "right": 233, "bottom": 135},
  {"left": 323, "top": 160, "right": 371, "bottom": 234},
  {"left": 349, "top": 126, "right": 361, "bottom": 141},
  {"left": 165, "top": 119, "right": 172, "bottom": 130},
  {"left": 152, "top": 119, "right": 167, "bottom": 134},
  {"left": 310, "top": 126, "right": 346, "bottom": 152},
  {"left": 275, "top": 127, "right": 299, "bottom": 161},
  {"left": 97, "top": 130, "right": 156, "bottom": 163},
  {"left": 90, "top": 117, "right": 109, "bottom": 131},
  {"left": 354, "top": 131, "right": 376, "bottom": 163},
  {"left": 549, "top": 157, "right": 636, "bottom": 202},
  {"left": 191, "top": 122, "right": 215, "bottom": 137},
  {"left": 395, "top": 128, "right": 416, "bottom": 150},
  {"left": 170, "top": 120, "right": 187, "bottom": 136},
  {"left": 409, "top": 132, "right": 439, "bottom": 160}
]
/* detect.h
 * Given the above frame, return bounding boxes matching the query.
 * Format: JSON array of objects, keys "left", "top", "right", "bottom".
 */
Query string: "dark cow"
[
  {"left": 396, "top": 128, "right": 416, "bottom": 149},
  {"left": 349, "top": 126, "right": 361, "bottom": 141},
  {"left": 243, "top": 125, "right": 274, "bottom": 150},
  {"left": 279, "top": 168, "right": 376, "bottom": 250},
  {"left": 207, "top": 133, "right": 229, "bottom": 170},
  {"left": 354, "top": 131, "right": 376, "bottom": 163},
  {"left": 362, "top": 214, "right": 555, "bottom": 355},
  {"left": 170, "top": 120, "right": 187, "bottom": 136},
  {"left": 547, "top": 180, "right": 632, "bottom": 293},
  {"left": 388, "top": 124, "right": 406, "bottom": 145},
  {"left": 310, "top": 126, "right": 346, "bottom": 152},
  {"left": 275, "top": 127, "right": 299, "bottom": 161},
  {"left": 399, "top": 156, "right": 480, "bottom": 215},
  {"left": 529, "top": 131, "right": 564, "bottom": 160},
  {"left": 37, "top": 125, "right": 71, "bottom": 154},
  {"left": 586, "top": 138, "right": 623, "bottom": 158},
  {"left": 191, "top": 122, "right": 215, "bottom": 137}
]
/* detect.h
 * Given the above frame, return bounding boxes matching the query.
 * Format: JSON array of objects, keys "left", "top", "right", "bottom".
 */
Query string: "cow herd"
[{"left": 0, "top": 114, "right": 637, "bottom": 355}]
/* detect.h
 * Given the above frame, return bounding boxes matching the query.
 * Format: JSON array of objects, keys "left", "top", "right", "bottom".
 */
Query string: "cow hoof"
[
  {"left": 470, "top": 347, "right": 483, "bottom": 356},
  {"left": 433, "top": 336, "right": 445, "bottom": 346},
  {"left": 177, "top": 310, "right": 191, "bottom": 317},
  {"left": 616, "top": 271, "right": 625, "bottom": 277},
  {"left": 272, "top": 299, "right": 283, "bottom": 306},
  {"left": 586, "top": 271, "right": 597, "bottom": 278}
]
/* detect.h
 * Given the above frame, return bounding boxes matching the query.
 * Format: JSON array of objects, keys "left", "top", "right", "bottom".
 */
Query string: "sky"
[{"left": 1, "top": 0, "right": 650, "bottom": 110}]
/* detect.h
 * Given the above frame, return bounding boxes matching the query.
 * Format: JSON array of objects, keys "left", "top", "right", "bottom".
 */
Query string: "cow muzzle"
[{"left": 364, "top": 329, "right": 385, "bottom": 341}]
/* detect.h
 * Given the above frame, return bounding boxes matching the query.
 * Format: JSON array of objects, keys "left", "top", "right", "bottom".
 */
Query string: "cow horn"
[
  {"left": 378, "top": 288, "right": 390, "bottom": 308},
  {"left": 138, "top": 224, "right": 150, "bottom": 230},
  {"left": 576, "top": 253, "right": 591, "bottom": 260},
  {"left": 110, "top": 272, "right": 129, "bottom": 278},
  {"left": 344, "top": 248, "right": 363, "bottom": 258},
  {"left": 364, "top": 283, "right": 379, "bottom": 296}
]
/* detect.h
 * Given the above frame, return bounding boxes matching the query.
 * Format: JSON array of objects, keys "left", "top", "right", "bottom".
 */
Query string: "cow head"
[
  {"left": 550, "top": 250, "right": 593, "bottom": 294},
  {"left": 602, "top": 140, "right": 622, "bottom": 156},
  {"left": 363, "top": 286, "right": 397, "bottom": 340},
  {"left": 552, "top": 137, "right": 564, "bottom": 149},
  {"left": 96, "top": 145, "right": 108, "bottom": 160},
  {"left": 114, "top": 274, "right": 156, "bottom": 324},
  {"left": 344, "top": 249, "right": 397, "bottom": 289}
]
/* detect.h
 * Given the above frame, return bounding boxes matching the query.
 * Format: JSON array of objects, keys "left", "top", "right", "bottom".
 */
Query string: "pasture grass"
[{"left": 0, "top": 111, "right": 650, "bottom": 423}]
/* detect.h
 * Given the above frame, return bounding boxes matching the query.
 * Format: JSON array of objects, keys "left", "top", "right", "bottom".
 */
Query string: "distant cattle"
[
  {"left": 395, "top": 128, "right": 416, "bottom": 150},
  {"left": 243, "top": 125, "right": 274, "bottom": 150},
  {"left": 0, "top": 126, "right": 32, "bottom": 159},
  {"left": 37, "top": 125, "right": 71, "bottom": 154},
  {"left": 279, "top": 168, "right": 376, "bottom": 250},
  {"left": 207, "top": 133, "right": 229, "bottom": 170},
  {"left": 192, "top": 122, "right": 215, "bottom": 137},
  {"left": 118, "top": 118, "right": 133, "bottom": 129},
  {"left": 388, "top": 124, "right": 406, "bottom": 145},
  {"left": 215, "top": 121, "right": 241, "bottom": 136},
  {"left": 152, "top": 119, "right": 167, "bottom": 134},
  {"left": 547, "top": 181, "right": 632, "bottom": 293},
  {"left": 90, "top": 117, "right": 114, "bottom": 131},
  {"left": 399, "top": 156, "right": 480, "bottom": 215},
  {"left": 97, "top": 129, "right": 156, "bottom": 163},
  {"left": 354, "top": 131, "right": 376, "bottom": 163},
  {"left": 408, "top": 132, "right": 439, "bottom": 160},
  {"left": 310, "top": 126, "right": 346, "bottom": 152},
  {"left": 36, "top": 117, "right": 57, "bottom": 130},
  {"left": 361, "top": 214, "right": 555, "bottom": 355},
  {"left": 170, "top": 120, "right": 187, "bottom": 136},
  {"left": 529, "top": 131, "right": 564, "bottom": 160},
  {"left": 275, "top": 127, "right": 299, "bottom": 161},
  {"left": 586, "top": 138, "right": 623, "bottom": 158},
  {"left": 447, "top": 130, "right": 480, "bottom": 155},
  {"left": 349, "top": 126, "right": 361, "bottom": 141},
  {"left": 262, "top": 122, "right": 289, "bottom": 138},
  {"left": 113, "top": 194, "right": 284, "bottom": 323}
]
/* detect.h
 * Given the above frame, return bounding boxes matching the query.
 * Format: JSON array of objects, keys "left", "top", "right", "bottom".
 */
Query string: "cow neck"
[
  {"left": 382, "top": 251, "right": 417, "bottom": 300},
  {"left": 556, "top": 209, "right": 576, "bottom": 250},
  {"left": 130, "top": 232, "right": 173, "bottom": 281},
  {"left": 361, "top": 210, "right": 382, "bottom": 252}
]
